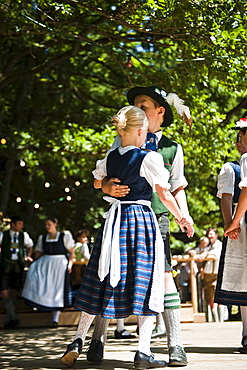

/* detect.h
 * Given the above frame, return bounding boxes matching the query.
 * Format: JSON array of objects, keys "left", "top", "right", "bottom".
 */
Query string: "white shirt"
[
  {"left": 101, "top": 133, "right": 187, "bottom": 193},
  {"left": 217, "top": 161, "right": 240, "bottom": 198},
  {"left": 239, "top": 152, "right": 247, "bottom": 189},
  {"left": 204, "top": 239, "right": 222, "bottom": 274},
  {"left": 93, "top": 146, "right": 171, "bottom": 192},
  {"left": 35, "top": 231, "right": 74, "bottom": 252}
]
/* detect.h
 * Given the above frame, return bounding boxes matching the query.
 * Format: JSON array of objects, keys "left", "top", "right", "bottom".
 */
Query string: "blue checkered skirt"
[{"left": 74, "top": 204, "right": 160, "bottom": 318}]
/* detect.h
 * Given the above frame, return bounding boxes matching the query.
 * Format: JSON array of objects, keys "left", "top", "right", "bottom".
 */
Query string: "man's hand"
[
  {"left": 25, "top": 256, "right": 33, "bottom": 262},
  {"left": 102, "top": 177, "right": 130, "bottom": 197},
  {"left": 175, "top": 217, "right": 194, "bottom": 238},
  {"left": 224, "top": 223, "right": 241, "bottom": 239}
]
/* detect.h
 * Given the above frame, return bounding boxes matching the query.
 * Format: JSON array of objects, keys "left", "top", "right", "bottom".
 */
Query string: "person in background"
[
  {"left": 74, "top": 230, "right": 90, "bottom": 261},
  {"left": 22, "top": 217, "right": 74, "bottom": 328},
  {"left": 199, "top": 227, "right": 222, "bottom": 322},
  {"left": 219, "top": 116, "right": 247, "bottom": 352},
  {"left": 0, "top": 215, "right": 33, "bottom": 329},
  {"left": 71, "top": 230, "right": 91, "bottom": 293}
]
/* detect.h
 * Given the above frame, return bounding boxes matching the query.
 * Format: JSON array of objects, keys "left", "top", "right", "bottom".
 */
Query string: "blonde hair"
[{"left": 112, "top": 106, "right": 148, "bottom": 132}]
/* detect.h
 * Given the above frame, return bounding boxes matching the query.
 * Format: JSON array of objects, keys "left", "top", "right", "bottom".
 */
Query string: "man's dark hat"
[
  {"left": 11, "top": 215, "right": 23, "bottom": 223},
  {"left": 127, "top": 86, "right": 173, "bottom": 127}
]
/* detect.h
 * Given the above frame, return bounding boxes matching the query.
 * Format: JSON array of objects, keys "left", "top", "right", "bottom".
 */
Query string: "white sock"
[
  {"left": 74, "top": 311, "right": 95, "bottom": 344},
  {"left": 92, "top": 315, "right": 110, "bottom": 344},
  {"left": 240, "top": 306, "right": 247, "bottom": 342},
  {"left": 116, "top": 318, "right": 125, "bottom": 332},
  {"left": 217, "top": 305, "right": 225, "bottom": 322},
  {"left": 137, "top": 316, "right": 153, "bottom": 356},
  {"left": 155, "top": 313, "right": 165, "bottom": 331},
  {"left": 162, "top": 293, "right": 182, "bottom": 348},
  {"left": 52, "top": 310, "right": 60, "bottom": 323},
  {"left": 211, "top": 307, "right": 219, "bottom": 322}
]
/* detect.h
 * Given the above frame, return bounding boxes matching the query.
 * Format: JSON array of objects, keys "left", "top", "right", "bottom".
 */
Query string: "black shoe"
[
  {"left": 86, "top": 339, "right": 104, "bottom": 364},
  {"left": 168, "top": 346, "right": 188, "bottom": 366},
  {"left": 52, "top": 321, "right": 58, "bottom": 328},
  {"left": 134, "top": 351, "right": 168, "bottom": 369},
  {"left": 114, "top": 329, "right": 135, "bottom": 339},
  {"left": 9, "top": 319, "right": 19, "bottom": 329},
  {"left": 60, "top": 338, "right": 82, "bottom": 368},
  {"left": 3, "top": 321, "right": 11, "bottom": 330},
  {"left": 238, "top": 336, "right": 247, "bottom": 353}
]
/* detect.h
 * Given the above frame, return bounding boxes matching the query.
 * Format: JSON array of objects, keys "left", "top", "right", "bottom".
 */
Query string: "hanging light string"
[{"left": 0, "top": 0, "right": 243, "bottom": 65}]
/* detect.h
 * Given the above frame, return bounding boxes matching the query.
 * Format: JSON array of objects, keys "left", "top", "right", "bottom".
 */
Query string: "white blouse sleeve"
[
  {"left": 239, "top": 153, "right": 247, "bottom": 189},
  {"left": 169, "top": 143, "right": 188, "bottom": 192},
  {"left": 34, "top": 235, "right": 43, "bottom": 252},
  {"left": 140, "top": 151, "right": 171, "bottom": 192},
  {"left": 217, "top": 162, "right": 235, "bottom": 198},
  {"left": 63, "top": 231, "right": 75, "bottom": 251}
]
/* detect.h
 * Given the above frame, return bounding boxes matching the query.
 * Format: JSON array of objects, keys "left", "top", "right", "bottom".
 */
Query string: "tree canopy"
[{"left": 0, "top": 0, "right": 247, "bottom": 247}]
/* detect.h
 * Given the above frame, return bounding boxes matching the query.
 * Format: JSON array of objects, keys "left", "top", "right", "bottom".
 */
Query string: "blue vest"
[
  {"left": 229, "top": 161, "right": 241, "bottom": 204},
  {"left": 106, "top": 148, "right": 152, "bottom": 201}
]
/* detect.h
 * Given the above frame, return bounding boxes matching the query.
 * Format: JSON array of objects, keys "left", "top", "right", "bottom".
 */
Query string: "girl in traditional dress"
[{"left": 60, "top": 106, "right": 187, "bottom": 369}]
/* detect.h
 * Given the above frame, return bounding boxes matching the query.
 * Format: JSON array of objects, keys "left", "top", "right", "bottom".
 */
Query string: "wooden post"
[{"left": 190, "top": 259, "right": 198, "bottom": 313}]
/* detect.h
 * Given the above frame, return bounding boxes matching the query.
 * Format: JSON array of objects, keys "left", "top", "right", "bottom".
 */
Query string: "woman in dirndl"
[
  {"left": 216, "top": 116, "right": 247, "bottom": 353},
  {"left": 22, "top": 218, "right": 74, "bottom": 327},
  {"left": 60, "top": 106, "right": 187, "bottom": 369}
]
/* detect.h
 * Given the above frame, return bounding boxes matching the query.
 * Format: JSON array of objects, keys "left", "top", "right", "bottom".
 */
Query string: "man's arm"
[
  {"left": 171, "top": 186, "right": 194, "bottom": 237},
  {"left": 225, "top": 187, "right": 247, "bottom": 238}
]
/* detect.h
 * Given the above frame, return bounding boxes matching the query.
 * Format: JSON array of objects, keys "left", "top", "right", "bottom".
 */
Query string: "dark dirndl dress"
[
  {"left": 214, "top": 236, "right": 247, "bottom": 306},
  {"left": 75, "top": 147, "right": 165, "bottom": 319}
]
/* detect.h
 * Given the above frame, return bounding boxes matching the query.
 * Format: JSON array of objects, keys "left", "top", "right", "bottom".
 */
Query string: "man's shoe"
[
  {"left": 86, "top": 339, "right": 104, "bottom": 364},
  {"left": 9, "top": 319, "right": 19, "bottom": 329},
  {"left": 168, "top": 346, "right": 188, "bottom": 366},
  {"left": 60, "top": 338, "right": 82, "bottom": 367},
  {"left": 134, "top": 351, "right": 168, "bottom": 369},
  {"left": 151, "top": 327, "right": 166, "bottom": 338},
  {"left": 114, "top": 329, "right": 135, "bottom": 339},
  {"left": 238, "top": 336, "right": 247, "bottom": 354}
]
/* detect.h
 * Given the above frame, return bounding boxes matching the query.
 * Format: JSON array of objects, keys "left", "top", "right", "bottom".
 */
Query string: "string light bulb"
[
  {"left": 1, "top": 138, "right": 7, "bottom": 144},
  {"left": 44, "top": 182, "right": 50, "bottom": 188},
  {"left": 66, "top": 196, "right": 72, "bottom": 201},
  {"left": 64, "top": 187, "right": 70, "bottom": 193},
  {"left": 34, "top": 203, "right": 40, "bottom": 209},
  {"left": 20, "top": 159, "right": 26, "bottom": 167},
  {"left": 16, "top": 197, "right": 22, "bottom": 203},
  {"left": 75, "top": 181, "right": 80, "bottom": 186}
]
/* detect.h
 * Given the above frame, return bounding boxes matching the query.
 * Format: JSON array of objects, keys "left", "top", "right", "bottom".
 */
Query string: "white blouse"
[
  {"left": 217, "top": 161, "right": 240, "bottom": 198},
  {"left": 239, "top": 152, "right": 247, "bottom": 189},
  {"left": 35, "top": 231, "right": 75, "bottom": 252},
  {"left": 92, "top": 146, "right": 171, "bottom": 193}
]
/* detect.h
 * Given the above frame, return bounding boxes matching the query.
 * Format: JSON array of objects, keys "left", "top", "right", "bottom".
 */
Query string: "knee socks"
[
  {"left": 2, "top": 296, "right": 17, "bottom": 321},
  {"left": 91, "top": 315, "right": 110, "bottom": 344},
  {"left": 162, "top": 293, "right": 182, "bottom": 348},
  {"left": 73, "top": 311, "right": 95, "bottom": 344},
  {"left": 137, "top": 316, "right": 154, "bottom": 356},
  {"left": 52, "top": 310, "right": 60, "bottom": 323},
  {"left": 116, "top": 318, "right": 125, "bottom": 332}
]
